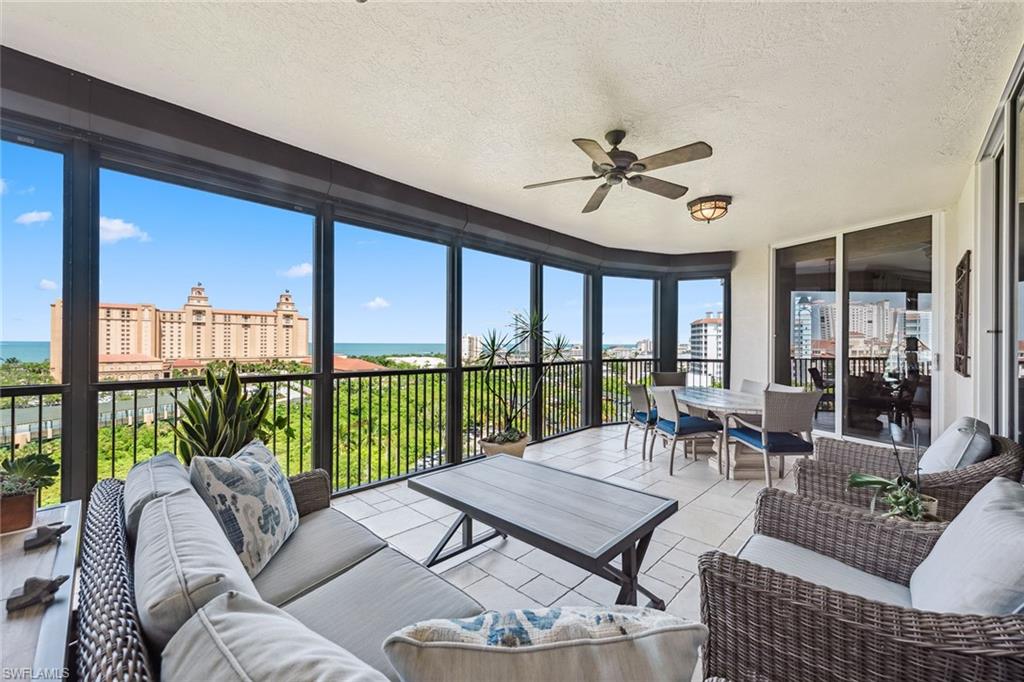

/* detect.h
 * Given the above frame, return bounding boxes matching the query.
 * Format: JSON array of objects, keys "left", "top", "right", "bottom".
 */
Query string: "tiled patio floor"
[{"left": 333, "top": 424, "right": 799, "bottom": 621}]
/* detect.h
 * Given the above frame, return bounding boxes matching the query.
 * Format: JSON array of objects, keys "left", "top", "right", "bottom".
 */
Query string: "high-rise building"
[
  {"left": 635, "top": 338, "right": 654, "bottom": 357},
  {"left": 461, "top": 334, "right": 482, "bottom": 362},
  {"left": 690, "top": 312, "right": 724, "bottom": 361},
  {"left": 50, "top": 284, "right": 309, "bottom": 380}
]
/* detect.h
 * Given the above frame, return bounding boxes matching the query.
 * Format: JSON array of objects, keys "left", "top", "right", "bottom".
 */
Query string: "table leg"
[
  {"left": 424, "top": 512, "right": 503, "bottom": 568},
  {"left": 612, "top": 531, "right": 665, "bottom": 610}
]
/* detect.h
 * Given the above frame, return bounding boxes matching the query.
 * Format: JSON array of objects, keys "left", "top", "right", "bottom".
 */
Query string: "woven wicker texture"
[
  {"left": 797, "top": 435, "right": 1024, "bottom": 520},
  {"left": 700, "top": 489, "right": 1024, "bottom": 681},
  {"left": 77, "top": 479, "right": 154, "bottom": 682}
]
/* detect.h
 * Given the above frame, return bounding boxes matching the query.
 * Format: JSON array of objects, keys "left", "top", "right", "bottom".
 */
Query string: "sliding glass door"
[
  {"left": 773, "top": 238, "right": 837, "bottom": 432},
  {"left": 843, "top": 218, "right": 933, "bottom": 446}
]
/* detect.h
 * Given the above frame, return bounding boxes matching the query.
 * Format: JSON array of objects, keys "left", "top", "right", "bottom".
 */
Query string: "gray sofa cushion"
[
  {"left": 134, "top": 488, "right": 260, "bottom": 650},
  {"left": 123, "top": 452, "right": 191, "bottom": 544},
  {"left": 253, "top": 506, "right": 387, "bottom": 607},
  {"left": 163, "top": 591, "right": 387, "bottom": 682},
  {"left": 383, "top": 606, "right": 706, "bottom": 682},
  {"left": 910, "top": 477, "right": 1024, "bottom": 615},
  {"left": 738, "top": 534, "right": 911, "bottom": 607},
  {"left": 284, "top": 547, "right": 483, "bottom": 680},
  {"left": 917, "top": 417, "right": 992, "bottom": 474}
]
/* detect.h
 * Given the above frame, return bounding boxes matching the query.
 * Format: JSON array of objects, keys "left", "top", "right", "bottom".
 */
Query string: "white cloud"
[
  {"left": 281, "top": 262, "right": 313, "bottom": 278},
  {"left": 0, "top": 178, "right": 7, "bottom": 195},
  {"left": 38, "top": 278, "right": 57, "bottom": 291},
  {"left": 363, "top": 296, "right": 391, "bottom": 310},
  {"left": 99, "top": 216, "right": 149, "bottom": 243},
  {"left": 15, "top": 210, "right": 52, "bottom": 225}
]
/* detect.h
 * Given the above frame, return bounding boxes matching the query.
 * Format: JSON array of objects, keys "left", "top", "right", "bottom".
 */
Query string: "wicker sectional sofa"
[{"left": 76, "top": 469, "right": 484, "bottom": 681}]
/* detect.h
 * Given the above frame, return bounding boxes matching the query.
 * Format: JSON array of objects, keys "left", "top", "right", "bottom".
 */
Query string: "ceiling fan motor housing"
[{"left": 592, "top": 149, "right": 638, "bottom": 175}]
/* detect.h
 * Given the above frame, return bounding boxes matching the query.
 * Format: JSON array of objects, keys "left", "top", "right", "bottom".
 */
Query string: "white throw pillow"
[
  {"left": 383, "top": 606, "right": 707, "bottom": 682},
  {"left": 163, "top": 591, "right": 387, "bottom": 682},
  {"left": 910, "top": 477, "right": 1024, "bottom": 615},
  {"left": 190, "top": 441, "right": 300, "bottom": 577},
  {"left": 917, "top": 417, "right": 991, "bottom": 474}
]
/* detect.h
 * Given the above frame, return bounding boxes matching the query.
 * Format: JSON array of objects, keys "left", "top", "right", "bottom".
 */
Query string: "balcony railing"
[
  {"left": 541, "top": 360, "right": 586, "bottom": 439},
  {"left": 676, "top": 358, "right": 726, "bottom": 389},
  {"left": 0, "top": 384, "right": 65, "bottom": 505},
  {"left": 790, "top": 357, "right": 933, "bottom": 389},
  {"left": 601, "top": 358, "right": 657, "bottom": 423}
]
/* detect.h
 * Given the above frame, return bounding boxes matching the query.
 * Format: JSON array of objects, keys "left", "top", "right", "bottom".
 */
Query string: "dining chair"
[
  {"left": 767, "top": 382, "right": 805, "bottom": 393},
  {"left": 649, "top": 388, "right": 722, "bottom": 475},
  {"left": 651, "top": 371, "right": 687, "bottom": 387},
  {"left": 727, "top": 388, "right": 822, "bottom": 487},
  {"left": 806, "top": 366, "right": 835, "bottom": 416},
  {"left": 624, "top": 383, "right": 658, "bottom": 455}
]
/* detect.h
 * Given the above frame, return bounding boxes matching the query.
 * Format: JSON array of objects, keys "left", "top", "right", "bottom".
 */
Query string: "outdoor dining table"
[{"left": 673, "top": 386, "right": 764, "bottom": 479}]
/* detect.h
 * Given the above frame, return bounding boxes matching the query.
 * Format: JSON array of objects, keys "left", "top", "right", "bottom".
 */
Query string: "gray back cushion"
[
  {"left": 910, "top": 477, "right": 1024, "bottom": 615},
  {"left": 134, "top": 487, "right": 259, "bottom": 650},
  {"left": 917, "top": 417, "right": 991, "bottom": 474},
  {"left": 163, "top": 591, "right": 387, "bottom": 682},
  {"left": 123, "top": 452, "right": 191, "bottom": 544}
]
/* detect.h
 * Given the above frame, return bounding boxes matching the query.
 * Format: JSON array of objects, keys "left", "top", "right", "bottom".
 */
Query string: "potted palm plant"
[
  {"left": 1, "top": 453, "right": 59, "bottom": 532},
  {"left": 172, "top": 362, "right": 291, "bottom": 464},
  {"left": 477, "top": 311, "right": 570, "bottom": 457}
]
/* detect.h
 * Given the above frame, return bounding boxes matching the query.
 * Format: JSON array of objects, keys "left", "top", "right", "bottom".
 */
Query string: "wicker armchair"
[
  {"left": 796, "top": 435, "right": 1024, "bottom": 520},
  {"left": 699, "top": 489, "right": 1024, "bottom": 681}
]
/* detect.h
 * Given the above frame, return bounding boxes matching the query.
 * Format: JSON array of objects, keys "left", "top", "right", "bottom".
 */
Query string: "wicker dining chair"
[
  {"left": 699, "top": 488, "right": 1024, "bottom": 682},
  {"left": 651, "top": 371, "right": 687, "bottom": 386},
  {"left": 623, "top": 383, "right": 658, "bottom": 454},
  {"left": 728, "top": 388, "right": 822, "bottom": 487},
  {"left": 649, "top": 387, "right": 721, "bottom": 474},
  {"left": 796, "top": 434, "right": 1024, "bottom": 520}
]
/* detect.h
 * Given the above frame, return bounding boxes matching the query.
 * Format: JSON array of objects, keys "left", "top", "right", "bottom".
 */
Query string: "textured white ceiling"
[{"left": 3, "top": 2, "right": 1022, "bottom": 253}]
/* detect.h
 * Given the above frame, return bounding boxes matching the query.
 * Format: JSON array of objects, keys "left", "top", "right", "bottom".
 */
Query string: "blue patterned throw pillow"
[
  {"left": 384, "top": 606, "right": 707, "bottom": 682},
  {"left": 189, "top": 441, "right": 300, "bottom": 577}
]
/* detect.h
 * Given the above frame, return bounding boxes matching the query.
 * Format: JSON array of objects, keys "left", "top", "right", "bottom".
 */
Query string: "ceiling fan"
[{"left": 523, "top": 130, "right": 712, "bottom": 213}]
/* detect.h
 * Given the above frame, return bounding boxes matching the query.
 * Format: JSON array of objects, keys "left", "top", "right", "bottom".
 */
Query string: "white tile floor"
[{"left": 332, "top": 424, "right": 798, "bottom": 621}]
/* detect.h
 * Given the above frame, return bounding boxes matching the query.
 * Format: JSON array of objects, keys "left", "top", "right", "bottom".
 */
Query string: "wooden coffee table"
[{"left": 409, "top": 455, "right": 678, "bottom": 609}]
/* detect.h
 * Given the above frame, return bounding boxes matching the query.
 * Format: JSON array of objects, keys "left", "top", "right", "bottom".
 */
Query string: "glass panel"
[
  {"left": 773, "top": 238, "right": 837, "bottom": 432},
  {"left": 334, "top": 224, "right": 447, "bottom": 368},
  {"left": 678, "top": 278, "right": 725, "bottom": 388},
  {"left": 96, "top": 168, "right": 314, "bottom": 480},
  {"left": 542, "top": 266, "right": 585, "bottom": 438},
  {"left": 1017, "top": 97, "right": 1024, "bottom": 441},
  {"left": 1, "top": 140, "right": 64, "bottom": 505},
  {"left": 1, "top": 141, "right": 64, "bottom": 384},
  {"left": 844, "top": 217, "right": 933, "bottom": 446},
  {"left": 602, "top": 276, "right": 654, "bottom": 422}
]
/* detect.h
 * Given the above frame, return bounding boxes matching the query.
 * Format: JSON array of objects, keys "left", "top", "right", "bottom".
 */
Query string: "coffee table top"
[{"left": 409, "top": 455, "right": 677, "bottom": 566}]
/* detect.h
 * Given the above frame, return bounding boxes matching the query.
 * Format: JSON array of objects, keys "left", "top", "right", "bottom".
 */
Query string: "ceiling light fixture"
[{"left": 687, "top": 195, "right": 732, "bottom": 223}]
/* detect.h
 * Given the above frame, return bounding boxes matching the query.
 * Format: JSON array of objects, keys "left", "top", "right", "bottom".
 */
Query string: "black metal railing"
[
  {"left": 462, "top": 364, "right": 532, "bottom": 458},
  {"left": 541, "top": 360, "right": 586, "bottom": 439},
  {"left": 790, "top": 357, "right": 933, "bottom": 389},
  {"left": 95, "top": 374, "right": 315, "bottom": 484},
  {"left": 332, "top": 368, "right": 448, "bottom": 491},
  {"left": 601, "top": 358, "right": 658, "bottom": 423},
  {"left": 675, "top": 358, "right": 726, "bottom": 389},
  {"left": 0, "top": 384, "right": 66, "bottom": 506}
]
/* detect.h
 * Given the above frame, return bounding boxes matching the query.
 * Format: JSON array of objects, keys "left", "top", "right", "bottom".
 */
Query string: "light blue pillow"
[
  {"left": 917, "top": 417, "right": 991, "bottom": 474},
  {"left": 190, "top": 441, "right": 300, "bottom": 577},
  {"left": 910, "top": 477, "right": 1024, "bottom": 615}
]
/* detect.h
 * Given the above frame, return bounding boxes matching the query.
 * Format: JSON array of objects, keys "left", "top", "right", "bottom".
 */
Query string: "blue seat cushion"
[
  {"left": 656, "top": 416, "right": 722, "bottom": 436},
  {"left": 728, "top": 426, "right": 813, "bottom": 453},
  {"left": 632, "top": 409, "right": 658, "bottom": 425}
]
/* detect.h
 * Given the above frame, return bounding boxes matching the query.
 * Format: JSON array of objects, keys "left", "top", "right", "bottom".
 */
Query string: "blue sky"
[
  {"left": 678, "top": 278, "right": 725, "bottom": 343},
  {"left": 2, "top": 138, "right": 696, "bottom": 347}
]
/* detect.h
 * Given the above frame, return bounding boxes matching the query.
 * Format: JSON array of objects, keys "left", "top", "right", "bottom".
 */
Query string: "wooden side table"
[{"left": 1, "top": 500, "right": 82, "bottom": 680}]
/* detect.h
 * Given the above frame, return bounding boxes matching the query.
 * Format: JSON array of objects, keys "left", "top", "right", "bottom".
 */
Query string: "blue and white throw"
[
  {"left": 393, "top": 606, "right": 681, "bottom": 648},
  {"left": 189, "top": 441, "right": 300, "bottom": 577}
]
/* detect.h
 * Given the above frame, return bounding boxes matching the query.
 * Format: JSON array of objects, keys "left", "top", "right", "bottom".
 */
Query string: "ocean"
[{"left": 0, "top": 341, "right": 446, "bottom": 362}]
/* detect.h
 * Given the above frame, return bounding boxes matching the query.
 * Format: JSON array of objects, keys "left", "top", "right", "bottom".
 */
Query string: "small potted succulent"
[
  {"left": 1, "top": 453, "right": 59, "bottom": 532},
  {"left": 477, "top": 311, "right": 569, "bottom": 457},
  {"left": 847, "top": 428, "right": 937, "bottom": 521}
]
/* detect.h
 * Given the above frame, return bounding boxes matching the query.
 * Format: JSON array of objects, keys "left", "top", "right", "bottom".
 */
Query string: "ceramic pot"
[
  {"left": 480, "top": 436, "right": 529, "bottom": 458},
  {"left": 920, "top": 494, "right": 938, "bottom": 519},
  {"left": 1, "top": 492, "right": 36, "bottom": 533}
]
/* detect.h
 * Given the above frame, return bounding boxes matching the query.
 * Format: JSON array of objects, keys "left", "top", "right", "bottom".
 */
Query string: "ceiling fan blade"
[
  {"left": 582, "top": 183, "right": 612, "bottom": 213},
  {"left": 523, "top": 175, "right": 601, "bottom": 190},
  {"left": 627, "top": 175, "right": 689, "bottom": 200},
  {"left": 573, "top": 139, "right": 615, "bottom": 169},
  {"left": 629, "top": 141, "right": 712, "bottom": 173}
]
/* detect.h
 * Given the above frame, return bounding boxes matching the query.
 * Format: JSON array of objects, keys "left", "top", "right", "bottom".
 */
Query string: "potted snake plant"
[
  {"left": 477, "top": 311, "right": 570, "bottom": 457},
  {"left": 172, "top": 362, "right": 291, "bottom": 464},
  {"left": 1, "top": 453, "right": 59, "bottom": 532}
]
